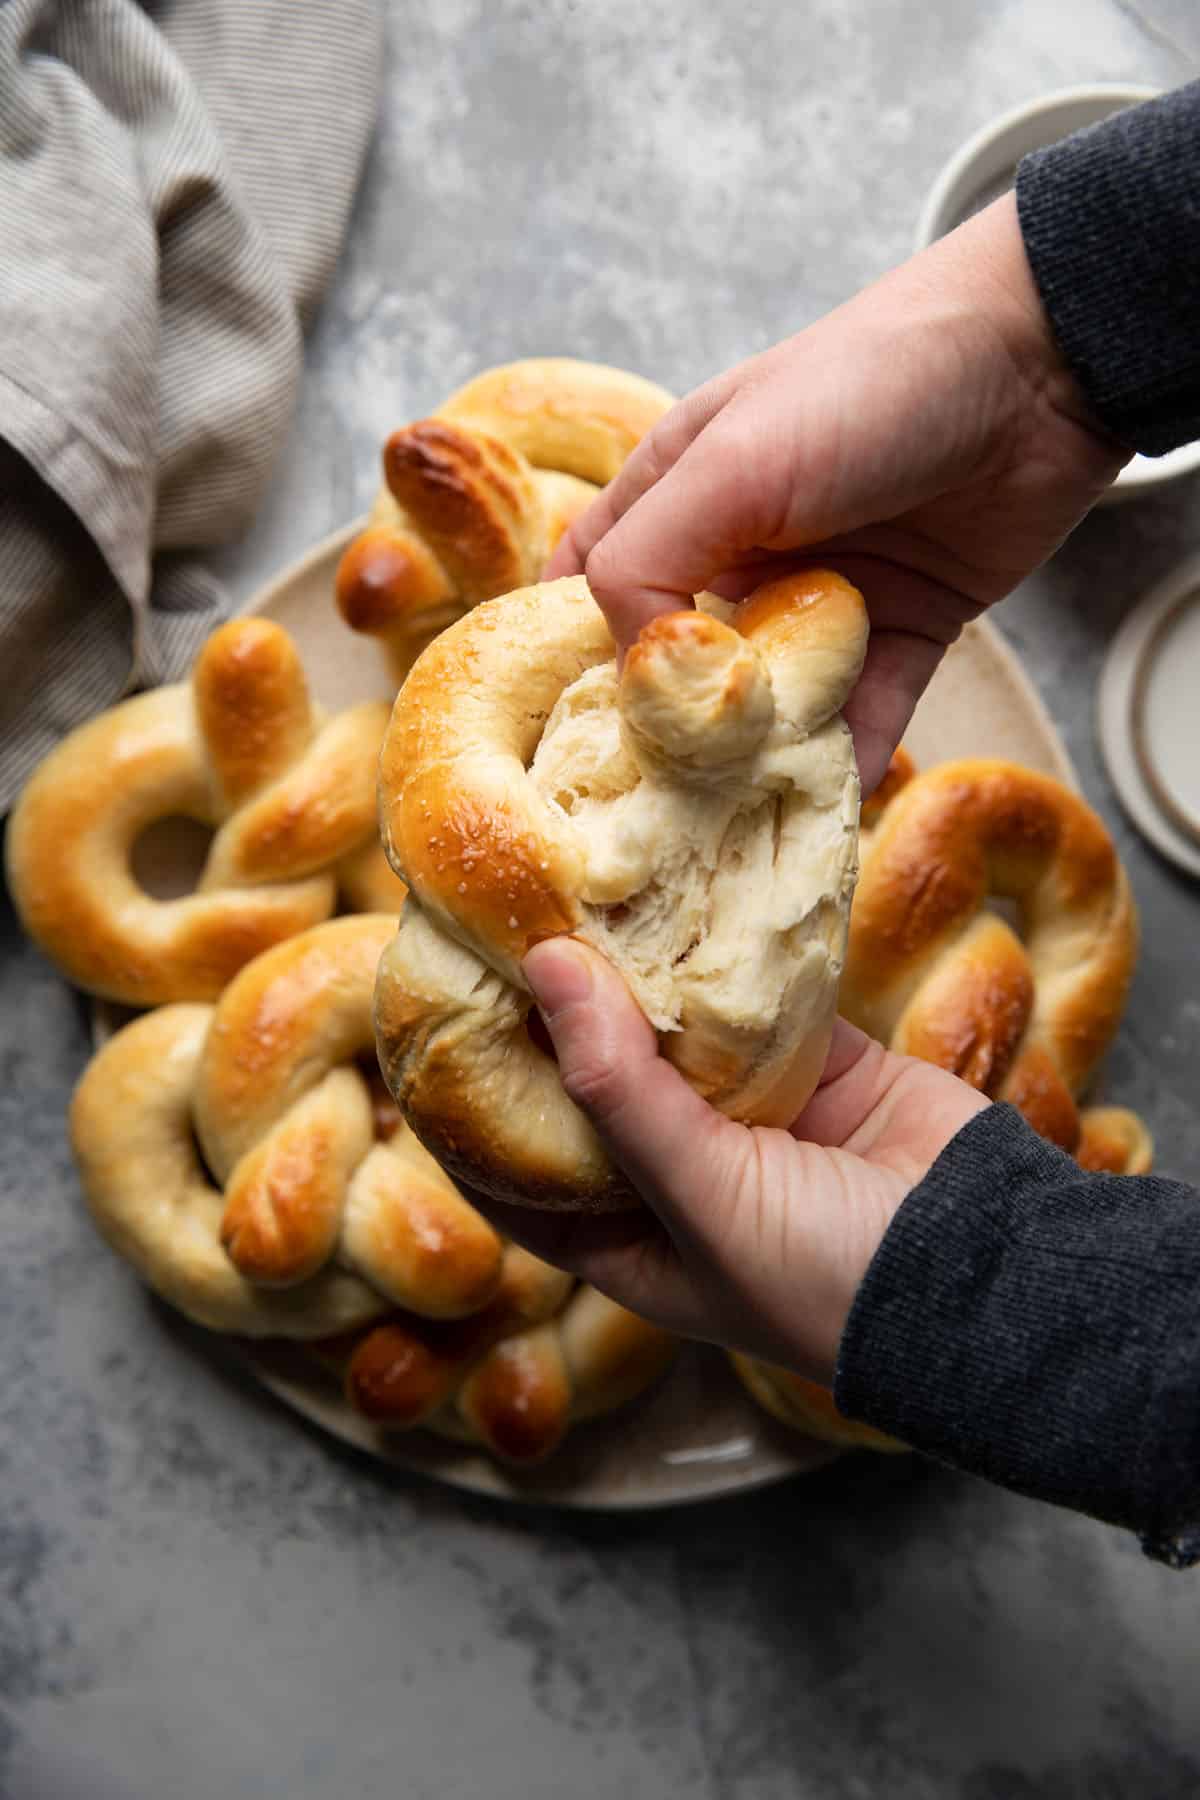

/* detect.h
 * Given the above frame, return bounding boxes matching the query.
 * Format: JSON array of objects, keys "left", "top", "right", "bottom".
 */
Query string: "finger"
[
  {"left": 522, "top": 937, "right": 743, "bottom": 1242},
  {"left": 581, "top": 369, "right": 747, "bottom": 549},
  {"left": 582, "top": 402, "right": 801, "bottom": 651},
  {"left": 841, "top": 628, "right": 947, "bottom": 796},
  {"left": 780, "top": 551, "right": 978, "bottom": 795},
  {"left": 791, "top": 1017, "right": 988, "bottom": 1159},
  {"left": 788, "top": 1019, "right": 896, "bottom": 1146}
]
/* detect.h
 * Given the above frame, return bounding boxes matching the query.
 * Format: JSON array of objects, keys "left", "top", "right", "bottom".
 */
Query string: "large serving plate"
[{"left": 101, "top": 524, "right": 1075, "bottom": 1508}]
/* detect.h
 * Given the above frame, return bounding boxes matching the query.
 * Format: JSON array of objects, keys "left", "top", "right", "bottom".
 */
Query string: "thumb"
[{"left": 523, "top": 937, "right": 738, "bottom": 1231}]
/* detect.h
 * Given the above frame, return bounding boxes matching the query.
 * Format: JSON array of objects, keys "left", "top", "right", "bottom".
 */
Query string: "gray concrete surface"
[{"left": 4, "top": 2, "right": 1200, "bottom": 1795}]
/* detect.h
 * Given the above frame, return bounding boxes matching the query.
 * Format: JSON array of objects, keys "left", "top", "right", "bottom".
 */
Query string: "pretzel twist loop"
[
  {"left": 334, "top": 358, "right": 675, "bottom": 681},
  {"left": 8, "top": 619, "right": 390, "bottom": 1005},
  {"left": 326, "top": 1251, "right": 677, "bottom": 1465},
  {"left": 70, "top": 916, "right": 675, "bottom": 1454},
  {"left": 842, "top": 756, "right": 1151, "bottom": 1172},
  {"left": 69, "top": 917, "right": 504, "bottom": 1335}
]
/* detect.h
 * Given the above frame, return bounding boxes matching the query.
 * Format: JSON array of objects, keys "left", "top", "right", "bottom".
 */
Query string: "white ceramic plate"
[
  {"left": 1098, "top": 552, "right": 1200, "bottom": 880},
  {"left": 98, "top": 524, "right": 1076, "bottom": 1508}
]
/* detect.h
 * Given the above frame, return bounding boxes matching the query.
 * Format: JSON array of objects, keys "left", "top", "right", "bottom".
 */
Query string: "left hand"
[{"left": 469, "top": 938, "right": 987, "bottom": 1384}]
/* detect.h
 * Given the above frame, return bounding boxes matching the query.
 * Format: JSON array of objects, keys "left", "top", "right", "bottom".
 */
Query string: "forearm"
[{"left": 835, "top": 1104, "right": 1200, "bottom": 1566}]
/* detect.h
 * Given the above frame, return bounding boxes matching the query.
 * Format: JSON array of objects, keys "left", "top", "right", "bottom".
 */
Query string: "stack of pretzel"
[
  {"left": 8, "top": 360, "right": 683, "bottom": 1465},
  {"left": 8, "top": 351, "right": 1153, "bottom": 1475}
]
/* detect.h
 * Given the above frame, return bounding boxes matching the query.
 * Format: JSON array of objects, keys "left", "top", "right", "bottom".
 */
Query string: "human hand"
[
  {"left": 469, "top": 938, "right": 988, "bottom": 1385},
  {"left": 547, "top": 194, "right": 1128, "bottom": 794}
]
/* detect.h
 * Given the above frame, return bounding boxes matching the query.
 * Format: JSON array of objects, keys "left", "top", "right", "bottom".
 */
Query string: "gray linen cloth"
[{"left": 0, "top": 0, "right": 381, "bottom": 811}]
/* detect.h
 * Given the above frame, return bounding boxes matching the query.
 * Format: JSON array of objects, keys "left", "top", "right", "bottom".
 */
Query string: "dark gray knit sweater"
[
  {"left": 1017, "top": 79, "right": 1200, "bottom": 454},
  {"left": 834, "top": 82, "right": 1200, "bottom": 1566}
]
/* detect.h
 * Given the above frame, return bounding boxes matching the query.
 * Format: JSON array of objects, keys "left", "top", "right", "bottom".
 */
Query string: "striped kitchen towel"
[{"left": 0, "top": 0, "right": 381, "bottom": 811}]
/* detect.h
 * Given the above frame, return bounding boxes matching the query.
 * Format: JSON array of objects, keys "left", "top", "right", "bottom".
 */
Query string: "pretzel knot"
[
  {"left": 374, "top": 568, "right": 869, "bottom": 1212},
  {"left": 334, "top": 358, "right": 675, "bottom": 681},
  {"left": 323, "top": 1247, "right": 677, "bottom": 1465},
  {"left": 69, "top": 917, "right": 504, "bottom": 1336},
  {"left": 842, "top": 755, "right": 1152, "bottom": 1174},
  {"left": 7, "top": 618, "right": 391, "bottom": 1005}
]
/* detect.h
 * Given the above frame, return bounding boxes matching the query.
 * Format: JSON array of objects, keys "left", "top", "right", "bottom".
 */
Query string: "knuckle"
[
  {"left": 629, "top": 419, "right": 676, "bottom": 490},
  {"left": 559, "top": 1051, "right": 625, "bottom": 1122},
  {"left": 582, "top": 531, "right": 623, "bottom": 598}
]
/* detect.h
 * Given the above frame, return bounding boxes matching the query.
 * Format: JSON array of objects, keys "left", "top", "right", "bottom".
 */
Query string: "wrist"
[{"left": 938, "top": 191, "right": 1127, "bottom": 453}]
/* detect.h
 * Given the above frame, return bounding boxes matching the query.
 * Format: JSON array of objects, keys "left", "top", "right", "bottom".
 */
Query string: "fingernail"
[{"left": 523, "top": 938, "right": 593, "bottom": 1020}]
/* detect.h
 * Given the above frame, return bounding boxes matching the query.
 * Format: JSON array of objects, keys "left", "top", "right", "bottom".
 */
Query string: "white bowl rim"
[
  {"left": 913, "top": 84, "right": 1200, "bottom": 498},
  {"left": 913, "top": 83, "right": 1161, "bottom": 253}
]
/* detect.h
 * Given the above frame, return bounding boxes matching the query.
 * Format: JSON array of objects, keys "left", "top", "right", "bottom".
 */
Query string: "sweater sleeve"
[
  {"left": 833, "top": 1103, "right": 1200, "bottom": 1567},
  {"left": 1015, "top": 79, "right": 1200, "bottom": 455}
]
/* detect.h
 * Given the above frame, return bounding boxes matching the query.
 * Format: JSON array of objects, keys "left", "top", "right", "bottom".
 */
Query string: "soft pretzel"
[
  {"left": 1074, "top": 1105, "right": 1154, "bottom": 1175},
  {"left": 69, "top": 916, "right": 505, "bottom": 1336},
  {"left": 8, "top": 618, "right": 389, "bottom": 1006},
  {"left": 324, "top": 1247, "right": 677, "bottom": 1465},
  {"left": 374, "top": 568, "right": 869, "bottom": 1211},
  {"left": 844, "top": 755, "right": 1151, "bottom": 1172},
  {"left": 729, "top": 1355, "right": 907, "bottom": 1454},
  {"left": 337, "top": 840, "right": 408, "bottom": 916},
  {"left": 734, "top": 751, "right": 1152, "bottom": 1456},
  {"left": 334, "top": 358, "right": 674, "bottom": 680}
]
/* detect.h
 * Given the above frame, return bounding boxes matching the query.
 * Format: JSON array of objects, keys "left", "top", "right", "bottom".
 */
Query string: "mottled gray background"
[{"left": 4, "top": 2, "right": 1200, "bottom": 1796}]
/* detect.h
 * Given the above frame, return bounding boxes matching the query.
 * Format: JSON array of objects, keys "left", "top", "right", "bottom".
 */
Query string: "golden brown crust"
[
  {"left": 735, "top": 569, "right": 867, "bottom": 662},
  {"left": 193, "top": 618, "right": 316, "bottom": 802},
  {"left": 382, "top": 420, "right": 542, "bottom": 600},
  {"left": 195, "top": 915, "right": 394, "bottom": 1162},
  {"left": 343, "top": 1244, "right": 572, "bottom": 1427},
  {"left": 337, "top": 841, "right": 409, "bottom": 916},
  {"left": 1076, "top": 1105, "right": 1155, "bottom": 1175},
  {"left": 192, "top": 917, "right": 504, "bottom": 1311},
  {"left": 620, "top": 611, "right": 776, "bottom": 770},
  {"left": 340, "top": 1248, "right": 675, "bottom": 1463},
  {"left": 207, "top": 700, "right": 391, "bottom": 886},
  {"left": 379, "top": 579, "right": 606, "bottom": 976},
  {"left": 335, "top": 359, "right": 673, "bottom": 680},
  {"left": 439, "top": 357, "right": 676, "bottom": 482},
  {"left": 335, "top": 523, "right": 450, "bottom": 637},
  {"left": 891, "top": 913, "right": 1034, "bottom": 1093},
  {"left": 218, "top": 1104, "right": 351, "bottom": 1286},
  {"left": 373, "top": 915, "right": 636, "bottom": 1213},
  {"left": 730, "top": 1354, "right": 908, "bottom": 1453},
  {"left": 559, "top": 1285, "right": 677, "bottom": 1420},
  {"left": 859, "top": 745, "right": 917, "bottom": 831},
  {"left": 375, "top": 570, "right": 867, "bottom": 1211},
  {"left": 343, "top": 1134, "right": 505, "bottom": 1318},
  {"left": 69, "top": 918, "right": 509, "bottom": 1335},
  {"left": 456, "top": 1325, "right": 573, "bottom": 1463},
  {"left": 396, "top": 781, "right": 582, "bottom": 966},
  {"left": 844, "top": 757, "right": 1149, "bottom": 1171},
  {"left": 69, "top": 1005, "right": 386, "bottom": 1339},
  {"left": 7, "top": 619, "right": 388, "bottom": 1006}
]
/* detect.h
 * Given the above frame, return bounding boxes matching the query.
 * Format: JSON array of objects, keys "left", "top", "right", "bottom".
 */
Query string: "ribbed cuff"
[
  {"left": 835, "top": 1103, "right": 1200, "bottom": 1564},
  {"left": 1016, "top": 80, "right": 1200, "bottom": 456}
]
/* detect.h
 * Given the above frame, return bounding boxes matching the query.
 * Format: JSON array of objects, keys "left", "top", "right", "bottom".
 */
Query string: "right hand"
[
  {"left": 548, "top": 193, "right": 1129, "bottom": 793},
  {"left": 466, "top": 937, "right": 988, "bottom": 1385}
]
